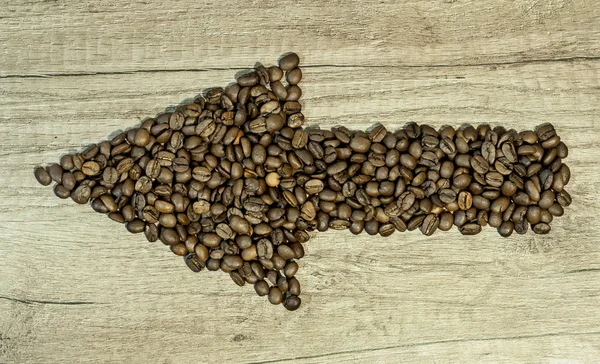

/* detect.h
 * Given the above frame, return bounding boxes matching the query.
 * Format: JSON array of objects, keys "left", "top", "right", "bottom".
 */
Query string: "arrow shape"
[{"left": 34, "top": 53, "right": 572, "bottom": 311}]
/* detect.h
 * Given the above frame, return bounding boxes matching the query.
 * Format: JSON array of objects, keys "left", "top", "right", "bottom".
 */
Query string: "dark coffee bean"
[
  {"left": 498, "top": 221, "right": 514, "bottom": 237},
  {"left": 459, "top": 223, "right": 481, "bottom": 235},
  {"left": 145, "top": 224, "right": 159, "bottom": 242},
  {"left": 538, "top": 190, "right": 555, "bottom": 209},
  {"left": 438, "top": 212, "right": 454, "bottom": 231},
  {"left": 230, "top": 216, "right": 251, "bottom": 235},
  {"left": 126, "top": 219, "right": 145, "bottom": 234},
  {"left": 495, "top": 157, "right": 513, "bottom": 175},
  {"left": 284, "top": 295, "right": 301, "bottom": 311},
  {"left": 548, "top": 203, "right": 564, "bottom": 217},
  {"left": 350, "top": 137, "right": 371, "bottom": 153},
  {"left": 490, "top": 196, "right": 510, "bottom": 214},
  {"left": 406, "top": 215, "right": 425, "bottom": 231},
  {"left": 363, "top": 219, "right": 379, "bottom": 235},
  {"left": 47, "top": 163, "right": 64, "bottom": 183},
  {"left": 397, "top": 191, "right": 416, "bottom": 211},
  {"left": 216, "top": 223, "right": 234, "bottom": 239},
  {"left": 532, "top": 223, "right": 551, "bottom": 234},
  {"left": 184, "top": 253, "right": 205, "bottom": 272},
  {"left": 206, "top": 258, "right": 221, "bottom": 271},
  {"left": 501, "top": 142, "right": 518, "bottom": 163},
  {"left": 485, "top": 172, "right": 504, "bottom": 188},
  {"left": 556, "top": 190, "right": 572, "bottom": 207},
  {"left": 379, "top": 223, "right": 396, "bottom": 237},
  {"left": 451, "top": 173, "right": 471, "bottom": 190},
  {"left": 439, "top": 136, "right": 456, "bottom": 155},
  {"left": 59, "top": 155, "right": 75, "bottom": 170},
  {"left": 34, "top": 167, "right": 53, "bottom": 186},
  {"left": 385, "top": 216, "right": 404, "bottom": 232},
  {"left": 438, "top": 189, "right": 457, "bottom": 204},
  {"left": 472, "top": 195, "right": 490, "bottom": 210},
  {"left": 54, "top": 184, "right": 70, "bottom": 199},
  {"left": 514, "top": 218, "right": 528, "bottom": 235},
  {"left": 71, "top": 185, "right": 91, "bottom": 204},
  {"left": 268, "top": 286, "right": 283, "bottom": 305},
  {"left": 420, "top": 214, "right": 439, "bottom": 236},
  {"left": 470, "top": 155, "right": 489, "bottom": 174},
  {"left": 254, "top": 280, "right": 270, "bottom": 296}
]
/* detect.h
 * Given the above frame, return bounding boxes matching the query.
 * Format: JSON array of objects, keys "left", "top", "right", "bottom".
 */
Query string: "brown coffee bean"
[
  {"left": 498, "top": 221, "right": 514, "bottom": 237},
  {"left": 279, "top": 53, "right": 300, "bottom": 71},
  {"left": 34, "top": 167, "right": 53, "bottom": 186},
  {"left": 532, "top": 223, "right": 551, "bottom": 234},
  {"left": 268, "top": 287, "right": 283, "bottom": 305},
  {"left": 459, "top": 223, "right": 481, "bottom": 235},
  {"left": 457, "top": 191, "right": 472, "bottom": 210},
  {"left": 126, "top": 219, "right": 145, "bottom": 234},
  {"left": 421, "top": 214, "right": 439, "bottom": 236},
  {"left": 286, "top": 68, "right": 302, "bottom": 85},
  {"left": 184, "top": 253, "right": 205, "bottom": 272}
]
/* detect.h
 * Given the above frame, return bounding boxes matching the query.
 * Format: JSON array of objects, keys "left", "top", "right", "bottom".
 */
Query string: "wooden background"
[{"left": 1, "top": 0, "right": 600, "bottom": 363}]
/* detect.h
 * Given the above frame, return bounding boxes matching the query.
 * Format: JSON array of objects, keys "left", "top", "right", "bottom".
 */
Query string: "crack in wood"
[
  {"left": 1, "top": 56, "right": 599, "bottom": 79},
  {"left": 246, "top": 330, "right": 600, "bottom": 363},
  {"left": 0, "top": 296, "right": 98, "bottom": 305}
]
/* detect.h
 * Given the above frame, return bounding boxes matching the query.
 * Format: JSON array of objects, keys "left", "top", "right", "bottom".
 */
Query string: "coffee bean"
[
  {"left": 216, "top": 223, "right": 234, "bottom": 239},
  {"left": 286, "top": 68, "right": 302, "bottom": 85},
  {"left": 268, "top": 287, "right": 283, "bottom": 305},
  {"left": 481, "top": 141, "right": 496, "bottom": 164},
  {"left": 47, "top": 163, "right": 64, "bottom": 183},
  {"left": 34, "top": 166, "right": 53, "bottom": 186},
  {"left": 556, "top": 190, "right": 572, "bottom": 207},
  {"left": 184, "top": 253, "right": 205, "bottom": 272},
  {"left": 457, "top": 191, "right": 472, "bottom": 210},
  {"left": 397, "top": 191, "right": 416, "bottom": 211},
  {"left": 350, "top": 137, "right": 371, "bottom": 153},
  {"left": 532, "top": 223, "right": 551, "bottom": 234},
  {"left": 254, "top": 280, "right": 270, "bottom": 296},
  {"left": 420, "top": 214, "right": 439, "bottom": 236},
  {"left": 501, "top": 142, "right": 518, "bottom": 163},
  {"left": 498, "top": 221, "right": 514, "bottom": 237},
  {"left": 126, "top": 219, "right": 145, "bottom": 234},
  {"left": 284, "top": 295, "right": 301, "bottom": 311},
  {"left": 459, "top": 223, "right": 481, "bottom": 235},
  {"left": 279, "top": 53, "right": 300, "bottom": 71},
  {"left": 71, "top": 185, "right": 91, "bottom": 204},
  {"left": 237, "top": 71, "right": 259, "bottom": 87}
]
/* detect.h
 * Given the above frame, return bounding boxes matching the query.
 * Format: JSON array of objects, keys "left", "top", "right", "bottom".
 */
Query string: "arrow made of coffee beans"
[{"left": 34, "top": 53, "right": 572, "bottom": 311}]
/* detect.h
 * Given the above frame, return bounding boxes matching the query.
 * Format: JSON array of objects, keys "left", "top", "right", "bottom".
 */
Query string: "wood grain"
[{"left": 1, "top": 1, "right": 600, "bottom": 363}]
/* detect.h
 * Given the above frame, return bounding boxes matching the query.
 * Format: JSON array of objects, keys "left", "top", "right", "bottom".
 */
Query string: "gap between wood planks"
[{"left": 1, "top": 55, "right": 600, "bottom": 79}]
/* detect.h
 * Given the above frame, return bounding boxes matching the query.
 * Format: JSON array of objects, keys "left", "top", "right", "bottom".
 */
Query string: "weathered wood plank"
[
  {"left": 1, "top": 0, "right": 600, "bottom": 76},
  {"left": 1, "top": 1, "right": 600, "bottom": 363}
]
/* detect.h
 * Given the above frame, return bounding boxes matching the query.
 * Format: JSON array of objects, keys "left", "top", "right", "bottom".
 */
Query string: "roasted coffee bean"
[
  {"left": 279, "top": 53, "right": 300, "bottom": 71},
  {"left": 420, "top": 214, "right": 439, "bottom": 236},
  {"left": 498, "top": 221, "right": 514, "bottom": 237},
  {"left": 126, "top": 219, "right": 145, "bottom": 234},
  {"left": 532, "top": 223, "right": 551, "bottom": 234},
  {"left": 556, "top": 190, "right": 572, "bottom": 207},
  {"left": 457, "top": 191, "right": 472, "bottom": 210},
  {"left": 184, "top": 253, "right": 205, "bottom": 272},
  {"left": 34, "top": 167, "right": 53, "bottom": 186},
  {"left": 459, "top": 223, "right": 481, "bottom": 235}
]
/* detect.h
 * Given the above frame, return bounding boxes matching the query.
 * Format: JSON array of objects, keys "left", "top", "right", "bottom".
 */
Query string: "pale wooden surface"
[{"left": 1, "top": 0, "right": 600, "bottom": 363}]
